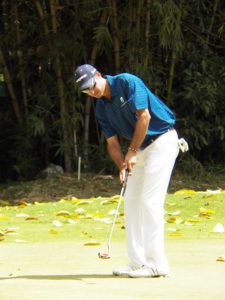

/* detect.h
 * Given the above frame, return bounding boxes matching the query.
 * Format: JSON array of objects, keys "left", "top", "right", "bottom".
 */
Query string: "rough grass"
[{"left": 0, "top": 190, "right": 224, "bottom": 245}]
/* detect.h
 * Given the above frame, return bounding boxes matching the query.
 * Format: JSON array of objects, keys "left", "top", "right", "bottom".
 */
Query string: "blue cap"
[{"left": 74, "top": 64, "right": 96, "bottom": 90}]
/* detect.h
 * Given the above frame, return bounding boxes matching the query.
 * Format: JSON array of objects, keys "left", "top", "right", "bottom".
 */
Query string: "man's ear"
[{"left": 95, "top": 71, "right": 102, "bottom": 78}]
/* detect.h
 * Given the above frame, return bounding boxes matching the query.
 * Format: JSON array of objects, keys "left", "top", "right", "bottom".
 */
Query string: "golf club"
[{"left": 98, "top": 170, "right": 128, "bottom": 259}]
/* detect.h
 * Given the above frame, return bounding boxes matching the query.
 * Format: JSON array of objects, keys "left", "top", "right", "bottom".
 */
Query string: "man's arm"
[
  {"left": 124, "top": 108, "right": 150, "bottom": 172},
  {"left": 128, "top": 108, "right": 150, "bottom": 151},
  {"left": 106, "top": 135, "right": 124, "bottom": 171}
]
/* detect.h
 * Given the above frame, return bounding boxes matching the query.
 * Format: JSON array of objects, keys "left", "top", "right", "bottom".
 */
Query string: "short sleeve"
[{"left": 127, "top": 76, "right": 149, "bottom": 110}]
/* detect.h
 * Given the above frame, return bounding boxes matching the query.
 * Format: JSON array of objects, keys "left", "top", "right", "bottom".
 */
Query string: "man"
[{"left": 74, "top": 64, "right": 187, "bottom": 278}]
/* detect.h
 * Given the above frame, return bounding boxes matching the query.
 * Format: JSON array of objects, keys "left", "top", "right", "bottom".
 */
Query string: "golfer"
[{"left": 75, "top": 64, "right": 183, "bottom": 278}]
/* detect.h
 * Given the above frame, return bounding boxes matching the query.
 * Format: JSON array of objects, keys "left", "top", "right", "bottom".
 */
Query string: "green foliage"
[{"left": 0, "top": 1, "right": 224, "bottom": 181}]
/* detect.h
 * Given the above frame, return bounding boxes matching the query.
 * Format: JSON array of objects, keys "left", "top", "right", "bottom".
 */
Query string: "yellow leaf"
[
  {"left": 166, "top": 217, "right": 177, "bottom": 223},
  {"left": 26, "top": 216, "right": 39, "bottom": 221},
  {"left": 168, "top": 231, "right": 182, "bottom": 236},
  {"left": 76, "top": 200, "right": 93, "bottom": 205},
  {"left": 84, "top": 241, "right": 101, "bottom": 246},
  {"left": 174, "top": 189, "right": 196, "bottom": 195},
  {"left": 187, "top": 219, "right": 200, "bottom": 223},
  {"left": 56, "top": 210, "right": 71, "bottom": 217},
  {"left": 0, "top": 230, "right": 5, "bottom": 236},
  {"left": 100, "top": 199, "right": 118, "bottom": 205},
  {"left": 49, "top": 229, "right": 58, "bottom": 234},
  {"left": 199, "top": 208, "right": 215, "bottom": 214},
  {"left": 199, "top": 207, "right": 215, "bottom": 217},
  {"left": 216, "top": 256, "right": 225, "bottom": 262},
  {"left": 0, "top": 215, "right": 10, "bottom": 220}
]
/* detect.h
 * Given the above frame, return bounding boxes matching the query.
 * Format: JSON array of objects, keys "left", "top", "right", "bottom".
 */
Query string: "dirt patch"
[{"left": 0, "top": 170, "right": 224, "bottom": 205}]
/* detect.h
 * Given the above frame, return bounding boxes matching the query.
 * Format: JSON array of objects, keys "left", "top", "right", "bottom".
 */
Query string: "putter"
[{"left": 98, "top": 170, "right": 128, "bottom": 259}]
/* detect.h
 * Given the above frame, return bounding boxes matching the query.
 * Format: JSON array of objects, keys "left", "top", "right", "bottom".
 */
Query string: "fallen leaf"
[
  {"left": 166, "top": 217, "right": 177, "bottom": 224},
  {"left": 168, "top": 231, "right": 182, "bottom": 236},
  {"left": 52, "top": 220, "right": 63, "bottom": 227},
  {"left": 174, "top": 189, "right": 196, "bottom": 195},
  {"left": 74, "top": 208, "right": 85, "bottom": 214},
  {"left": 26, "top": 216, "right": 39, "bottom": 221},
  {"left": 168, "top": 211, "right": 180, "bottom": 216},
  {"left": 76, "top": 200, "right": 93, "bottom": 205},
  {"left": 100, "top": 199, "right": 118, "bottom": 205},
  {"left": 56, "top": 210, "right": 71, "bottom": 217},
  {"left": 108, "top": 209, "right": 119, "bottom": 216},
  {"left": 216, "top": 256, "right": 225, "bottom": 262},
  {"left": 48, "top": 229, "right": 58, "bottom": 234},
  {"left": 199, "top": 207, "right": 215, "bottom": 218},
  {"left": 93, "top": 217, "right": 112, "bottom": 224},
  {"left": 187, "top": 219, "right": 200, "bottom": 223},
  {"left": 212, "top": 223, "right": 224, "bottom": 233},
  {"left": 67, "top": 219, "right": 76, "bottom": 224},
  {"left": 0, "top": 215, "right": 10, "bottom": 220},
  {"left": 83, "top": 241, "right": 101, "bottom": 246},
  {"left": 16, "top": 213, "right": 30, "bottom": 218},
  {"left": 167, "top": 227, "right": 177, "bottom": 232},
  {"left": 15, "top": 239, "right": 27, "bottom": 243}
]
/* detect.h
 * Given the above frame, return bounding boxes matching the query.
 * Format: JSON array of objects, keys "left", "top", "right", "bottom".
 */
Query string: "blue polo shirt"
[{"left": 95, "top": 73, "right": 175, "bottom": 148}]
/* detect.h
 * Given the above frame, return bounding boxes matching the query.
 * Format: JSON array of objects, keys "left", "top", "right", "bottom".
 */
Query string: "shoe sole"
[{"left": 129, "top": 274, "right": 169, "bottom": 278}]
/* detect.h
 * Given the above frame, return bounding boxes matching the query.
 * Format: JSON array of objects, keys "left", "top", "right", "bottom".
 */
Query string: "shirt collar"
[{"left": 105, "top": 75, "right": 117, "bottom": 97}]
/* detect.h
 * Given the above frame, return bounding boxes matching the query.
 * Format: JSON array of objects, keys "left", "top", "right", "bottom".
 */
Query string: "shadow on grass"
[{"left": 0, "top": 274, "right": 122, "bottom": 281}]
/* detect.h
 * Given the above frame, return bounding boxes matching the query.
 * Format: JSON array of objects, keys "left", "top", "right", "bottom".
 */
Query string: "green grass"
[{"left": 0, "top": 190, "right": 225, "bottom": 245}]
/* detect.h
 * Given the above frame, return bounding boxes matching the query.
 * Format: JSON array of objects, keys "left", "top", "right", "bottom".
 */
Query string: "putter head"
[{"left": 98, "top": 252, "right": 111, "bottom": 259}]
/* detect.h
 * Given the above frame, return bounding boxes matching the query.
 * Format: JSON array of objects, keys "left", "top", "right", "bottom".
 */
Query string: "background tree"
[{"left": 0, "top": 0, "right": 224, "bottom": 181}]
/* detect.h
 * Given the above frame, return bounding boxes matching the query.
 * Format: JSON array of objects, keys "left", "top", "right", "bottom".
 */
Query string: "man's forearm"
[
  {"left": 129, "top": 110, "right": 150, "bottom": 151},
  {"left": 107, "top": 138, "right": 124, "bottom": 170}
]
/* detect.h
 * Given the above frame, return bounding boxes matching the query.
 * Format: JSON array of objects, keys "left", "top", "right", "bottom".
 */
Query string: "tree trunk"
[
  {"left": 144, "top": 0, "right": 151, "bottom": 68},
  {"left": 0, "top": 49, "right": 22, "bottom": 123},
  {"left": 50, "top": 0, "right": 72, "bottom": 172},
  {"left": 167, "top": 7, "right": 182, "bottom": 104},
  {"left": 13, "top": 3, "right": 28, "bottom": 119},
  {"left": 83, "top": 8, "right": 109, "bottom": 153},
  {"left": 109, "top": 0, "right": 120, "bottom": 73}
]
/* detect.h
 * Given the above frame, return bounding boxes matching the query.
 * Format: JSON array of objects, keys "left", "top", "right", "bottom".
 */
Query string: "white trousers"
[{"left": 124, "top": 129, "right": 179, "bottom": 273}]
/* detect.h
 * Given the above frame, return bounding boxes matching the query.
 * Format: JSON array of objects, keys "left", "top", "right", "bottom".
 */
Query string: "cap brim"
[{"left": 80, "top": 77, "right": 95, "bottom": 90}]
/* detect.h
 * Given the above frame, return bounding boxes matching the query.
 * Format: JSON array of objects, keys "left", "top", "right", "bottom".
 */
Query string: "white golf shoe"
[
  {"left": 112, "top": 265, "right": 142, "bottom": 276},
  {"left": 128, "top": 266, "right": 169, "bottom": 278}
]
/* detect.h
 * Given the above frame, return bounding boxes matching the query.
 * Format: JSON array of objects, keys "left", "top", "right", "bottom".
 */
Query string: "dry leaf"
[
  {"left": 15, "top": 239, "right": 27, "bottom": 243},
  {"left": 216, "top": 256, "right": 225, "bottom": 262},
  {"left": 26, "top": 216, "right": 39, "bottom": 221},
  {"left": 83, "top": 241, "right": 101, "bottom": 246},
  {"left": 212, "top": 223, "right": 224, "bottom": 233},
  {"left": 74, "top": 208, "right": 85, "bottom": 214},
  {"left": 56, "top": 210, "right": 71, "bottom": 217},
  {"left": 16, "top": 213, "right": 30, "bottom": 218},
  {"left": 168, "top": 211, "right": 180, "bottom": 216},
  {"left": 48, "top": 229, "right": 58, "bottom": 234},
  {"left": 52, "top": 220, "right": 63, "bottom": 227}
]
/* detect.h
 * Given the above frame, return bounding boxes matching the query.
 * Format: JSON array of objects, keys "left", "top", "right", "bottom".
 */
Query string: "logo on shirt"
[{"left": 120, "top": 97, "right": 127, "bottom": 107}]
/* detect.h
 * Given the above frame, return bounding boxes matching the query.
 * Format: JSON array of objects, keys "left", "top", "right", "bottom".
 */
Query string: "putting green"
[{"left": 0, "top": 239, "right": 225, "bottom": 300}]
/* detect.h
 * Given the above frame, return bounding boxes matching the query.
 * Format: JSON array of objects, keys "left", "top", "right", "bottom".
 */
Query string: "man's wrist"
[{"left": 128, "top": 146, "right": 138, "bottom": 153}]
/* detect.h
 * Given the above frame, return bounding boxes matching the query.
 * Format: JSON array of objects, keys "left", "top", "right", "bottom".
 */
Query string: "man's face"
[{"left": 81, "top": 73, "right": 105, "bottom": 99}]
